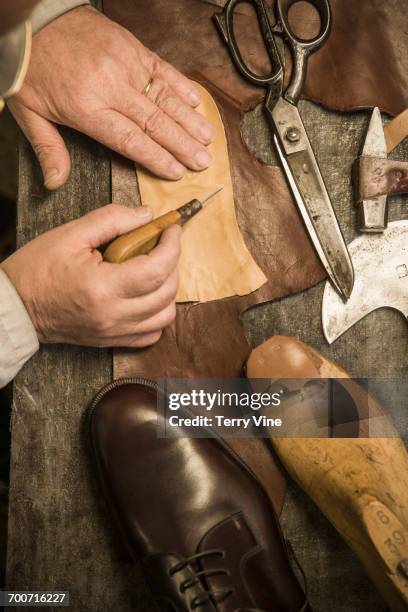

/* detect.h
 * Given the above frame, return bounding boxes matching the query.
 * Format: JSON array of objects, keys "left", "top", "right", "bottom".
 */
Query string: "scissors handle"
[
  {"left": 276, "top": 0, "right": 331, "bottom": 104},
  {"left": 214, "top": 0, "right": 283, "bottom": 89},
  {"left": 214, "top": 0, "right": 331, "bottom": 105}
]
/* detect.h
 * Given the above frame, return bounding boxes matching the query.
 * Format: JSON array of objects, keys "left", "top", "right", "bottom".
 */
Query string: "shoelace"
[{"left": 168, "top": 549, "right": 233, "bottom": 609}]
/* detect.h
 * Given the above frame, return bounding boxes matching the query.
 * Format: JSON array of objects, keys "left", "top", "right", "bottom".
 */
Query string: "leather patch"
[{"left": 103, "top": 0, "right": 408, "bottom": 116}]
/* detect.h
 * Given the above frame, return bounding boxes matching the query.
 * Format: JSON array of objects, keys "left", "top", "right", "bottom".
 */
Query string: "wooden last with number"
[{"left": 246, "top": 336, "right": 408, "bottom": 612}]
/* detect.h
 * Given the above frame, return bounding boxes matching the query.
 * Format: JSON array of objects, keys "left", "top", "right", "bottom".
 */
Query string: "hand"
[
  {"left": 8, "top": 6, "right": 215, "bottom": 189},
  {"left": 1, "top": 205, "right": 181, "bottom": 348}
]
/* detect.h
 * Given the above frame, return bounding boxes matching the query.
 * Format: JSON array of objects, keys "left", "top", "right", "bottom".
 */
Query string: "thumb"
[
  {"left": 74, "top": 203, "right": 154, "bottom": 248},
  {"left": 8, "top": 103, "right": 71, "bottom": 190}
]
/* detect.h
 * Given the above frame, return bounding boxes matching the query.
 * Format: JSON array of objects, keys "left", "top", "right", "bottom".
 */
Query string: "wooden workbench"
[{"left": 6, "top": 83, "right": 408, "bottom": 610}]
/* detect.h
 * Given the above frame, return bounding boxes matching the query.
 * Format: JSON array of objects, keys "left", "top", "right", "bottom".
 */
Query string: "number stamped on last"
[{"left": 0, "top": 591, "right": 69, "bottom": 607}]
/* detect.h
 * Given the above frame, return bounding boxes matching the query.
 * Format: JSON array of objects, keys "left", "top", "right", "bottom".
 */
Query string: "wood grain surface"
[{"left": 6, "top": 89, "right": 408, "bottom": 612}]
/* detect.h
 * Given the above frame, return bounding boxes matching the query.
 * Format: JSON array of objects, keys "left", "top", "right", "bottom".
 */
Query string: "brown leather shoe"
[{"left": 89, "top": 379, "right": 310, "bottom": 611}]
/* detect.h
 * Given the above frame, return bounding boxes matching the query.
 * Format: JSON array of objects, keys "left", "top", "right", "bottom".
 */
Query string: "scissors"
[{"left": 214, "top": 0, "right": 354, "bottom": 300}]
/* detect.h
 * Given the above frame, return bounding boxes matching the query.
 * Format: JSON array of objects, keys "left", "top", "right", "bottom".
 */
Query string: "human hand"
[
  {"left": 8, "top": 6, "right": 215, "bottom": 189},
  {"left": 1, "top": 205, "right": 181, "bottom": 348}
]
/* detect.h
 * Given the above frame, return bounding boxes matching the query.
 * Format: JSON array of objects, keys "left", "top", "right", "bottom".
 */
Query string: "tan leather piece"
[
  {"left": 137, "top": 83, "right": 267, "bottom": 303},
  {"left": 385, "top": 109, "right": 408, "bottom": 153},
  {"left": 246, "top": 336, "right": 408, "bottom": 612}
]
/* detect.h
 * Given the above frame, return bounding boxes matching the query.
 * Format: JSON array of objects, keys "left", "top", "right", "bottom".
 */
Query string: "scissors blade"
[{"left": 267, "top": 97, "right": 354, "bottom": 300}]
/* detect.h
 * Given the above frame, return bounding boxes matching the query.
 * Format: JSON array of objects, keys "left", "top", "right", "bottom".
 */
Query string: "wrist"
[
  {"left": 1, "top": 259, "right": 46, "bottom": 343},
  {"left": 30, "top": 0, "right": 92, "bottom": 36},
  {"left": 0, "top": 266, "right": 39, "bottom": 385}
]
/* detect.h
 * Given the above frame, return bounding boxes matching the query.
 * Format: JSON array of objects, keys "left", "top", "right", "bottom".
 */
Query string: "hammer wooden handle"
[{"left": 103, "top": 210, "right": 181, "bottom": 263}]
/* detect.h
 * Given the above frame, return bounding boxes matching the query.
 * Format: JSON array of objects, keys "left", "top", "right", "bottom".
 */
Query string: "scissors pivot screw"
[{"left": 285, "top": 127, "right": 301, "bottom": 143}]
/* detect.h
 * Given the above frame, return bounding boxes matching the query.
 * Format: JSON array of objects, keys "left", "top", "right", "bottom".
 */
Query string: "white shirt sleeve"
[
  {"left": 30, "top": 0, "right": 91, "bottom": 35},
  {"left": 0, "top": 268, "right": 39, "bottom": 388}
]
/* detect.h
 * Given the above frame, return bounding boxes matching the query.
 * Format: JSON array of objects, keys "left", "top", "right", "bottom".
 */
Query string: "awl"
[{"left": 103, "top": 188, "right": 223, "bottom": 263}]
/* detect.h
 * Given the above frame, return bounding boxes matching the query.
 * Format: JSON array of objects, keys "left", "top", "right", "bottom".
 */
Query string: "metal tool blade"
[
  {"left": 322, "top": 221, "right": 408, "bottom": 343},
  {"left": 268, "top": 97, "right": 354, "bottom": 300},
  {"left": 363, "top": 107, "right": 388, "bottom": 158},
  {"left": 201, "top": 187, "right": 223, "bottom": 206}
]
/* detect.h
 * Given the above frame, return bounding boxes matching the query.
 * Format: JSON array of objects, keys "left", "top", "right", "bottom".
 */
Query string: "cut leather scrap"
[
  {"left": 385, "top": 109, "right": 408, "bottom": 153},
  {"left": 137, "top": 83, "right": 267, "bottom": 303},
  {"left": 104, "top": 0, "right": 408, "bottom": 118}
]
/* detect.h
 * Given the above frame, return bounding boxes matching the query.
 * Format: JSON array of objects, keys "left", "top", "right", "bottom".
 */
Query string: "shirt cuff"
[
  {"left": 0, "top": 268, "right": 39, "bottom": 388},
  {"left": 30, "top": 0, "right": 91, "bottom": 35}
]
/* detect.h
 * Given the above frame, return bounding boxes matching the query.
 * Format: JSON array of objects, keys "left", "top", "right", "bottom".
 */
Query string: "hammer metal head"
[
  {"left": 357, "top": 107, "right": 388, "bottom": 233},
  {"left": 322, "top": 221, "right": 408, "bottom": 344}
]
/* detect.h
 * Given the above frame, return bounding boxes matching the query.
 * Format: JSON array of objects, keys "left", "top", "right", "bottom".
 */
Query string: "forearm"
[
  {"left": 30, "top": 0, "right": 91, "bottom": 34},
  {"left": 0, "top": 269, "right": 39, "bottom": 389}
]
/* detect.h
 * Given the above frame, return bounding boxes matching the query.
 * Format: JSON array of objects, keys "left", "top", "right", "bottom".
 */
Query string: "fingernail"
[
  {"left": 44, "top": 167, "right": 60, "bottom": 186},
  {"left": 201, "top": 123, "right": 215, "bottom": 143},
  {"left": 189, "top": 90, "right": 201, "bottom": 106},
  {"left": 195, "top": 149, "right": 212, "bottom": 169},
  {"left": 170, "top": 161, "right": 186, "bottom": 179}
]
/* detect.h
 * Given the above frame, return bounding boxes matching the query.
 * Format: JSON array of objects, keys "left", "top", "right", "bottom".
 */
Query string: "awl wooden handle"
[{"left": 103, "top": 209, "right": 181, "bottom": 263}]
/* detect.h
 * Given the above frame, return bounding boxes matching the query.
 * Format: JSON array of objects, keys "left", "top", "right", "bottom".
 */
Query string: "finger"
[
  {"left": 118, "top": 268, "right": 178, "bottom": 315},
  {"left": 109, "top": 330, "right": 163, "bottom": 349},
  {"left": 117, "top": 85, "right": 213, "bottom": 171},
  {"left": 109, "top": 225, "right": 181, "bottom": 297},
  {"left": 105, "top": 300, "right": 177, "bottom": 339},
  {"left": 72, "top": 204, "right": 153, "bottom": 248},
  {"left": 131, "top": 80, "right": 214, "bottom": 145},
  {"left": 8, "top": 103, "right": 71, "bottom": 190},
  {"left": 150, "top": 54, "right": 202, "bottom": 108},
  {"left": 131, "top": 302, "right": 176, "bottom": 335},
  {"left": 130, "top": 269, "right": 178, "bottom": 316},
  {"left": 124, "top": 330, "right": 163, "bottom": 349},
  {"left": 84, "top": 109, "right": 187, "bottom": 180}
]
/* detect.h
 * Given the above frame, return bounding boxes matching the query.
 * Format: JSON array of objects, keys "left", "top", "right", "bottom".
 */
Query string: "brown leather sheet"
[
  {"left": 104, "top": 0, "right": 408, "bottom": 117},
  {"left": 302, "top": 0, "right": 408, "bottom": 116},
  {"left": 112, "top": 75, "right": 323, "bottom": 380}
]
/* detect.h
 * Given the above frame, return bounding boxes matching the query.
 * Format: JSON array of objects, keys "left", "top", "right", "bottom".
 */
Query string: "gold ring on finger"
[{"left": 141, "top": 77, "right": 154, "bottom": 97}]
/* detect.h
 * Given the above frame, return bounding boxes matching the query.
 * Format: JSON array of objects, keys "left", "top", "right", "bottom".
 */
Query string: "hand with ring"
[{"left": 7, "top": 5, "right": 216, "bottom": 189}]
